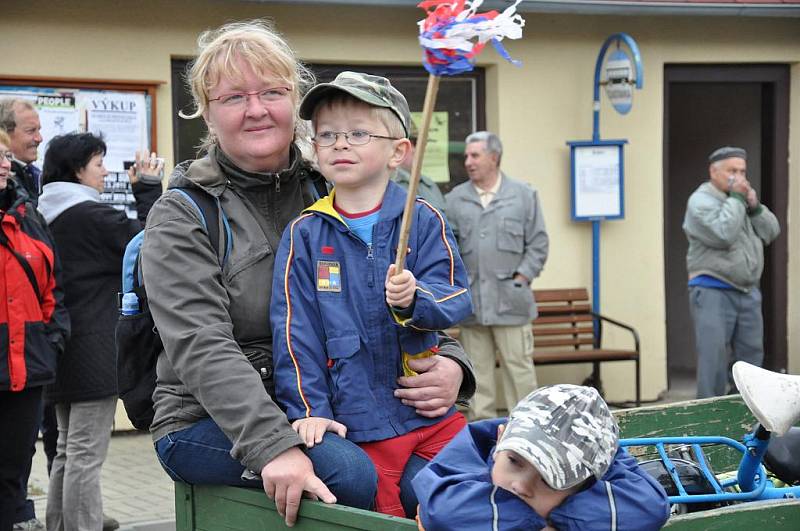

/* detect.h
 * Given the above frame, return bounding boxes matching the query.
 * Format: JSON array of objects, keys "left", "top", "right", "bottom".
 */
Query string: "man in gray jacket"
[
  {"left": 446, "top": 131, "right": 549, "bottom": 420},
  {"left": 683, "top": 146, "right": 780, "bottom": 398}
]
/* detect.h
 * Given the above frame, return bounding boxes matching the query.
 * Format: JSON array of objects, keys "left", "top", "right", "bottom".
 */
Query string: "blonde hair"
[
  {"left": 180, "top": 19, "right": 315, "bottom": 148},
  {"left": 0, "top": 129, "right": 10, "bottom": 147},
  {"left": 311, "top": 93, "right": 406, "bottom": 139}
]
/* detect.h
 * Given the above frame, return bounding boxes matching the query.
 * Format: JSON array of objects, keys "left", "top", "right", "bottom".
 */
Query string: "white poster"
[
  {"left": 77, "top": 91, "right": 148, "bottom": 172},
  {"left": 573, "top": 145, "right": 622, "bottom": 219},
  {"left": 35, "top": 93, "right": 80, "bottom": 169}
]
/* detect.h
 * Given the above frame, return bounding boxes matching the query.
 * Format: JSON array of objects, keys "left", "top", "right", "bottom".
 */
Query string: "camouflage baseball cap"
[
  {"left": 494, "top": 384, "right": 619, "bottom": 490},
  {"left": 299, "top": 71, "right": 411, "bottom": 137}
]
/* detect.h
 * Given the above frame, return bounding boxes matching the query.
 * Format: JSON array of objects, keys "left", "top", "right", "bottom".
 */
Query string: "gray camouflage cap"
[
  {"left": 494, "top": 384, "right": 619, "bottom": 490},
  {"left": 299, "top": 71, "right": 411, "bottom": 137}
]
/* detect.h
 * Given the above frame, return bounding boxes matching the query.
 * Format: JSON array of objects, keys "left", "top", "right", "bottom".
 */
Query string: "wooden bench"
[
  {"left": 532, "top": 288, "right": 641, "bottom": 406},
  {"left": 174, "top": 396, "right": 800, "bottom": 530}
]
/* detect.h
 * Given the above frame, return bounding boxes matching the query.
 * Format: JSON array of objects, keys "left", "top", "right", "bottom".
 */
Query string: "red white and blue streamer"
[{"left": 418, "top": 0, "right": 525, "bottom": 76}]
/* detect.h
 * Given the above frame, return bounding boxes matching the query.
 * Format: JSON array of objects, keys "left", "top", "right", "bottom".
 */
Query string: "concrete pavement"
[{"left": 29, "top": 430, "right": 175, "bottom": 530}]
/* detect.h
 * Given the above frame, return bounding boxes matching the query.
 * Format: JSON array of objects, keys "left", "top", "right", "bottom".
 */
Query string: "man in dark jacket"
[{"left": 0, "top": 98, "right": 43, "bottom": 203}]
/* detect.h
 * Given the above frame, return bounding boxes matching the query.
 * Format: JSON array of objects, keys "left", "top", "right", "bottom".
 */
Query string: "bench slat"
[
  {"left": 534, "top": 349, "right": 638, "bottom": 364},
  {"left": 533, "top": 314, "right": 594, "bottom": 325},
  {"left": 534, "top": 288, "right": 589, "bottom": 302},
  {"left": 532, "top": 325, "right": 595, "bottom": 336},
  {"left": 534, "top": 337, "right": 596, "bottom": 348},
  {"left": 536, "top": 303, "right": 593, "bottom": 315}
]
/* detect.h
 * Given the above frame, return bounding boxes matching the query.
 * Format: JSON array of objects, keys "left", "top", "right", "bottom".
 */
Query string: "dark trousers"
[
  {"left": 12, "top": 403, "right": 57, "bottom": 524},
  {"left": 0, "top": 387, "right": 43, "bottom": 531},
  {"left": 42, "top": 404, "right": 58, "bottom": 473}
]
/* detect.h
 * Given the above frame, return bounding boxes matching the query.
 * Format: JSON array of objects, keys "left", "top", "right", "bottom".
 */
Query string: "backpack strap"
[
  {"left": 126, "top": 187, "right": 230, "bottom": 295},
  {"left": 303, "top": 168, "right": 329, "bottom": 202},
  {"left": 173, "top": 187, "right": 231, "bottom": 267}
]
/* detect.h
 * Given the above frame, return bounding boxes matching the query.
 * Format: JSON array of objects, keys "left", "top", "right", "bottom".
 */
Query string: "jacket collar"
[
  {"left": 304, "top": 180, "right": 406, "bottom": 230},
  {"left": 459, "top": 172, "right": 511, "bottom": 206},
  {"left": 700, "top": 180, "right": 729, "bottom": 200},
  {"left": 0, "top": 179, "right": 30, "bottom": 223},
  {"left": 167, "top": 143, "right": 308, "bottom": 196},
  {"left": 37, "top": 181, "right": 101, "bottom": 224}
]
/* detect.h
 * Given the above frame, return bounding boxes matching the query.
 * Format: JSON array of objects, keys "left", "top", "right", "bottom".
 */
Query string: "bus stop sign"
[{"left": 603, "top": 48, "right": 634, "bottom": 115}]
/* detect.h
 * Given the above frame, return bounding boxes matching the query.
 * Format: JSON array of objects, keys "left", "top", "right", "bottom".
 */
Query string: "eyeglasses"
[
  {"left": 0, "top": 151, "right": 13, "bottom": 163},
  {"left": 313, "top": 130, "right": 401, "bottom": 148},
  {"left": 208, "top": 87, "right": 292, "bottom": 107}
]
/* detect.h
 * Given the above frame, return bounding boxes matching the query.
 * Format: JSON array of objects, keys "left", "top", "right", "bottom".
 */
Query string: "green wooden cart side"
[
  {"left": 663, "top": 499, "right": 800, "bottom": 529},
  {"left": 174, "top": 482, "right": 416, "bottom": 530},
  {"left": 175, "top": 395, "right": 799, "bottom": 530},
  {"left": 616, "top": 394, "right": 755, "bottom": 472}
]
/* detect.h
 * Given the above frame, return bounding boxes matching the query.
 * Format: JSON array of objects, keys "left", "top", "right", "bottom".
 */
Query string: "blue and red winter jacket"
[
  {"left": 272, "top": 181, "right": 472, "bottom": 443},
  {"left": 1, "top": 181, "right": 69, "bottom": 391},
  {"left": 413, "top": 418, "right": 671, "bottom": 531}
]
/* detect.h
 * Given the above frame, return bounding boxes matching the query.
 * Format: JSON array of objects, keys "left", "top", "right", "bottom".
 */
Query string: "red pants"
[{"left": 359, "top": 412, "right": 467, "bottom": 516}]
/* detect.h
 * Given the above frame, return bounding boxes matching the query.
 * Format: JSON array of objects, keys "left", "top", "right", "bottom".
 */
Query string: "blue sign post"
[{"left": 567, "top": 33, "right": 643, "bottom": 319}]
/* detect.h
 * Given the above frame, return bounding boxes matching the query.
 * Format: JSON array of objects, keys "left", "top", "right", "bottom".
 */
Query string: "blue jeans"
[{"left": 155, "top": 417, "right": 384, "bottom": 510}]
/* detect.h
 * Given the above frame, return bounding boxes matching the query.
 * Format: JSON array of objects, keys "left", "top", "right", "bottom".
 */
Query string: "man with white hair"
[
  {"left": 683, "top": 146, "right": 780, "bottom": 398},
  {"left": 446, "top": 131, "right": 548, "bottom": 420},
  {"left": 0, "top": 98, "right": 43, "bottom": 203}
]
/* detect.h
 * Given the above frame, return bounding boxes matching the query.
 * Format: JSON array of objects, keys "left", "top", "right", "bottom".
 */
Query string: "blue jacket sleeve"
[
  {"left": 548, "top": 448, "right": 671, "bottom": 531},
  {"left": 414, "top": 420, "right": 547, "bottom": 531},
  {"left": 271, "top": 215, "right": 334, "bottom": 421},
  {"left": 395, "top": 201, "right": 472, "bottom": 332}
]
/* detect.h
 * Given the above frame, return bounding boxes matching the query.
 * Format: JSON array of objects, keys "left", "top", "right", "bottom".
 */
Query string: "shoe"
[
  {"left": 12, "top": 518, "right": 45, "bottom": 531},
  {"left": 103, "top": 514, "right": 120, "bottom": 531}
]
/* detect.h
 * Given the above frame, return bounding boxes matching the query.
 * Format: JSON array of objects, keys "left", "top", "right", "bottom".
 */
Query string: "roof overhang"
[{"left": 251, "top": 0, "right": 800, "bottom": 17}]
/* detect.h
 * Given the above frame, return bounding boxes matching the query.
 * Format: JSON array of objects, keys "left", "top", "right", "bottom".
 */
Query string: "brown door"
[{"left": 663, "top": 64, "right": 789, "bottom": 389}]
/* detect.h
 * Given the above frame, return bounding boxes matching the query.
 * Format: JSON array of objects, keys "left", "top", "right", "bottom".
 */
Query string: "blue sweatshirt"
[{"left": 413, "top": 419, "right": 671, "bottom": 530}]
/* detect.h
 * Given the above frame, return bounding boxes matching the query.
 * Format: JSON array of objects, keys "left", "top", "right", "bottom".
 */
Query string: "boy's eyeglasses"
[
  {"left": 0, "top": 151, "right": 13, "bottom": 163},
  {"left": 208, "top": 87, "right": 292, "bottom": 107},
  {"left": 313, "top": 130, "right": 401, "bottom": 147}
]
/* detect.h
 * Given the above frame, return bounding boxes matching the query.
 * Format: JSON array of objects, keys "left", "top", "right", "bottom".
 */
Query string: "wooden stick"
[{"left": 394, "top": 74, "right": 441, "bottom": 272}]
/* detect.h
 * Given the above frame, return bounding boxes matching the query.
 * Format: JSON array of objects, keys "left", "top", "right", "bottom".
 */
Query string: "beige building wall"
[{"left": 4, "top": 1, "right": 798, "bottom": 409}]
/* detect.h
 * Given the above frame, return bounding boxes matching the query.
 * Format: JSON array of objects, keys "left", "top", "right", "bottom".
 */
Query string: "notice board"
[{"left": 0, "top": 76, "right": 161, "bottom": 217}]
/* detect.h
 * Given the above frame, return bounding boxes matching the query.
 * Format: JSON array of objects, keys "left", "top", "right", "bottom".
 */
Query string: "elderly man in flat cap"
[{"left": 683, "top": 147, "right": 780, "bottom": 398}]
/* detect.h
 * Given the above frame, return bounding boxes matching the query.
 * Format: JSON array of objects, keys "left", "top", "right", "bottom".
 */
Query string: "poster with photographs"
[{"left": 0, "top": 85, "right": 152, "bottom": 219}]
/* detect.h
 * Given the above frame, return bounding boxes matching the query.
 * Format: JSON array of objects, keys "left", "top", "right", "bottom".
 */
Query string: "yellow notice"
[{"left": 411, "top": 111, "right": 450, "bottom": 183}]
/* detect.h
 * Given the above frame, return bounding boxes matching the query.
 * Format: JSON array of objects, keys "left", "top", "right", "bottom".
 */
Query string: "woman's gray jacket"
[{"left": 141, "top": 146, "right": 475, "bottom": 473}]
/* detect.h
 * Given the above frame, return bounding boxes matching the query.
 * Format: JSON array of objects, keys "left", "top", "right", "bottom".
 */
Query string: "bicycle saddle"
[
  {"left": 733, "top": 361, "right": 800, "bottom": 436},
  {"left": 764, "top": 426, "right": 800, "bottom": 485}
]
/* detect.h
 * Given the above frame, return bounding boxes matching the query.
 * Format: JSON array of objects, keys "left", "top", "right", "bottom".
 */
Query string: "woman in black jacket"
[
  {"left": 37, "top": 133, "right": 161, "bottom": 530},
  {"left": 0, "top": 130, "right": 70, "bottom": 531}
]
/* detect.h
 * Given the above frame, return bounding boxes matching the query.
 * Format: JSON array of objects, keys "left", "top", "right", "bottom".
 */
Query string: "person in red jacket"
[{"left": 0, "top": 130, "right": 70, "bottom": 531}]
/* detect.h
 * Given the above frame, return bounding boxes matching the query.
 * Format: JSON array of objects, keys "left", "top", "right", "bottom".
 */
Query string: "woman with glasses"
[
  {"left": 36, "top": 133, "right": 162, "bottom": 530},
  {"left": 0, "top": 131, "right": 69, "bottom": 531},
  {"left": 140, "top": 20, "right": 476, "bottom": 526}
]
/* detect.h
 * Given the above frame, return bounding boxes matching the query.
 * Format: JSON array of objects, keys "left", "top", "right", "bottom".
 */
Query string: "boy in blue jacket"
[
  {"left": 271, "top": 71, "right": 472, "bottom": 517},
  {"left": 413, "top": 384, "right": 671, "bottom": 530}
]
